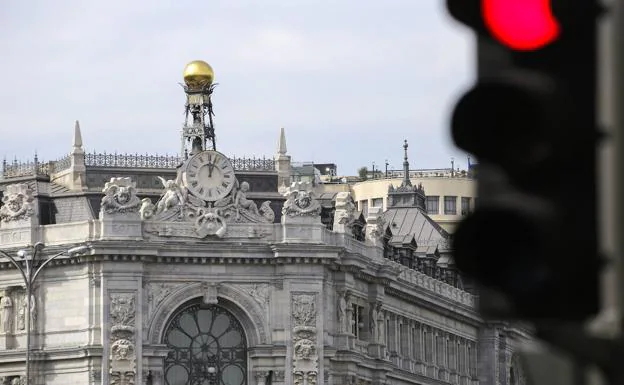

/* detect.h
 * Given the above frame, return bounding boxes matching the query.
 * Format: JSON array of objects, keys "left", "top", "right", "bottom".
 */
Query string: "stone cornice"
[{"left": 0, "top": 346, "right": 103, "bottom": 361}]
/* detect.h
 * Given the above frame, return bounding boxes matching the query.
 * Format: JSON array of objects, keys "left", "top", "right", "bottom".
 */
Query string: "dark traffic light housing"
[{"left": 447, "top": 0, "right": 601, "bottom": 320}]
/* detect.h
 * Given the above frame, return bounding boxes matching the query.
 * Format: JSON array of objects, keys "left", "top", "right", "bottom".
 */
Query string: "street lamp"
[
  {"left": 207, "top": 366, "right": 217, "bottom": 385},
  {"left": 0, "top": 242, "right": 92, "bottom": 384}
]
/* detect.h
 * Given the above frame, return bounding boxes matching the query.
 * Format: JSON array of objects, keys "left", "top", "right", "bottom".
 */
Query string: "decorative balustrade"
[
  {"left": 1, "top": 152, "right": 276, "bottom": 179},
  {"left": 391, "top": 260, "right": 474, "bottom": 307},
  {"left": 85, "top": 152, "right": 183, "bottom": 169}
]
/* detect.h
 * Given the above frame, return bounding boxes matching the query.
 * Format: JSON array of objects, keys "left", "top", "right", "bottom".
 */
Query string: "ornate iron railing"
[
  {"left": 1, "top": 157, "right": 63, "bottom": 179},
  {"left": 229, "top": 156, "right": 275, "bottom": 171},
  {"left": 1, "top": 152, "right": 276, "bottom": 179},
  {"left": 85, "top": 152, "right": 183, "bottom": 169}
]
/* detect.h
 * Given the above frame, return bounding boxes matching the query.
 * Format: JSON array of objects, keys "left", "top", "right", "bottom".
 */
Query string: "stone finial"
[
  {"left": 73, "top": 120, "right": 83, "bottom": 149},
  {"left": 277, "top": 127, "right": 287, "bottom": 156}
]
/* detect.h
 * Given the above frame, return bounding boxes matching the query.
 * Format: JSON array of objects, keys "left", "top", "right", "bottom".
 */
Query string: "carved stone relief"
[
  {"left": 237, "top": 283, "right": 270, "bottom": 308},
  {"left": 110, "top": 370, "right": 136, "bottom": 385},
  {"left": 291, "top": 293, "right": 318, "bottom": 385},
  {"left": 273, "top": 371, "right": 285, "bottom": 382},
  {"left": 143, "top": 282, "right": 186, "bottom": 331},
  {"left": 140, "top": 171, "right": 275, "bottom": 241},
  {"left": 110, "top": 293, "right": 137, "bottom": 382},
  {"left": 0, "top": 184, "right": 35, "bottom": 224},
  {"left": 282, "top": 182, "right": 322, "bottom": 217},
  {"left": 100, "top": 178, "right": 142, "bottom": 217}
]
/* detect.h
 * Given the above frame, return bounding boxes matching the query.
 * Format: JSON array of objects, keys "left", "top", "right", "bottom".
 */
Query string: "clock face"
[{"left": 185, "top": 150, "right": 235, "bottom": 201}]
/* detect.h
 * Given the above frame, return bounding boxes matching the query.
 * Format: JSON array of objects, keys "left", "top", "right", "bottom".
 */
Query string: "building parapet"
[{"left": 390, "top": 259, "right": 475, "bottom": 307}]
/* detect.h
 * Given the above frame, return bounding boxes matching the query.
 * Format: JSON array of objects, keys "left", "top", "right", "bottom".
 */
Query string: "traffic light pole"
[{"left": 612, "top": 0, "right": 624, "bottom": 342}]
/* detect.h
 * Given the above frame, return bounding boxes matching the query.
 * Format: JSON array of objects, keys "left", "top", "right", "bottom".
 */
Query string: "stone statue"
[
  {"left": 259, "top": 201, "right": 275, "bottom": 223},
  {"left": 234, "top": 181, "right": 259, "bottom": 217},
  {"left": 370, "top": 305, "right": 378, "bottom": 340},
  {"left": 337, "top": 293, "right": 347, "bottom": 333},
  {"left": 139, "top": 198, "right": 155, "bottom": 220},
  {"left": 0, "top": 296, "right": 12, "bottom": 333},
  {"left": 29, "top": 294, "right": 36, "bottom": 331},
  {"left": 17, "top": 296, "right": 25, "bottom": 331},
  {"left": 377, "top": 305, "right": 385, "bottom": 345},
  {"left": 213, "top": 180, "right": 274, "bottom": 224},
  {"left": 156, "top": 176, "right": 186, "bottom": 214}
]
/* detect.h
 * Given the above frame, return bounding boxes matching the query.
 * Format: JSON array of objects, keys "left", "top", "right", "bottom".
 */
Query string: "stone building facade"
[{"left": 0, "top": 61, "right": 530, "bottom": 385}]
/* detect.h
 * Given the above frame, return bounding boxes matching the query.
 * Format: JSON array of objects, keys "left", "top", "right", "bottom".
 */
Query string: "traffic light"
[{"left": 446, "top": 0, "right": 601, "bottom": 320}]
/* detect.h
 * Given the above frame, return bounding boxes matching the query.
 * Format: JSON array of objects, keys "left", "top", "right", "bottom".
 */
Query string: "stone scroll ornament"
[
  {"left": 291, "top": 293, "right": 318, "bottom": 385},
  {"left": 281, "top": 182, "right": 322, "bottom": 217},
  {"left": 0, "top": 184, "right": 35, "bottom": 223},
  {"left": 100, "top": 177, "right": 142, "bottom": 216}
]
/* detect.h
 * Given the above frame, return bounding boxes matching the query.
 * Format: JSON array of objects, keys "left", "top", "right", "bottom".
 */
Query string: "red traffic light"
[{"left": 482, "top": 0, "right": 561, "bottom": 51}]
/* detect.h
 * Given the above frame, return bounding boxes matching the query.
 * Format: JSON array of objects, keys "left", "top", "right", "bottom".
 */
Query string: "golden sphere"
[{"left": 183, "top": 60, "right": 214, "bottom": 88}]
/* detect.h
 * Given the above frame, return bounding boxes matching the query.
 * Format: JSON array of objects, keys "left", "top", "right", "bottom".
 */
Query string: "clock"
[{"left": 184, "top": 150, "right": 235, "bottom": 201}]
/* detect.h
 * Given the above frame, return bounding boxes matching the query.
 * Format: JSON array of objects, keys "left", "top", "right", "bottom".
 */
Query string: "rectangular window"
[
  {"left": 461, "top": 197, "right": 471, "bottom": 215},
  {"left": 352, "top": 304, "right": 364, "bottom": 339},
  {"left": 444, "top": 196, "right": 457, "bottom": 215},
  {"left": 426, "top": 196, "right": 439, "bottom": 215},
  {"left": 372, "top": 198, "right": 383, "bottom": 208}
]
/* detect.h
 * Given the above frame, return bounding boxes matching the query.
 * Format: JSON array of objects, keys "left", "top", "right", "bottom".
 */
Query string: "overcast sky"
[{"left": 0, "top": 1, "right": 474, "bottom": 176}]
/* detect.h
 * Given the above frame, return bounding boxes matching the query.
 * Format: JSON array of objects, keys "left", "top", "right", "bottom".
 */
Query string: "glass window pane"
[
  {"left": 444, "top": 196, "right": 457, "bottom": 215},
  {"left": 426, "top": 196, "right": 439, "bottom": 215},
  {"left": 164, "top": 303, "right": 247, "bottom": 385}
]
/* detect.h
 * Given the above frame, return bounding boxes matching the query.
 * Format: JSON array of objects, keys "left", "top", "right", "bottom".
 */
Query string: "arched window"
[{"left": 163, "top": 300, "right": 247, "bottom": 385}]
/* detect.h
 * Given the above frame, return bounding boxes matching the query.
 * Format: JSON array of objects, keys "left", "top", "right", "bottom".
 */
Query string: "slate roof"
[{"left": 381, "top": 207, "right": 449, "bottom": 252}]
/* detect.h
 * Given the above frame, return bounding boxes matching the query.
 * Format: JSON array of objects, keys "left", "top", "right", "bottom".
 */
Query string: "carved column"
[
  {"left": 291, "top": 293, "right": 319, "bottom": 385},
  {"left": 109, "top": 293, "right": 137, "bottom": 385}
]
